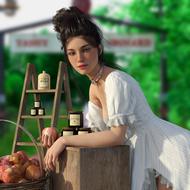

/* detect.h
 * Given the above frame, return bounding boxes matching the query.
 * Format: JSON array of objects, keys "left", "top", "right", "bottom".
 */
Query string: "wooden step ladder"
[{"left": 12, "top": 61, "right": 72, "bottom": 154}]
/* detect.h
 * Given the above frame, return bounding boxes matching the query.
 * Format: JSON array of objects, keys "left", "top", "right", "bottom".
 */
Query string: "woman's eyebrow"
[
  {"left": 67, "top": 44, "right": 90, "bottom": 51},
  {"left": 81, "top": 44, "right": 91, "bottom": 48}
]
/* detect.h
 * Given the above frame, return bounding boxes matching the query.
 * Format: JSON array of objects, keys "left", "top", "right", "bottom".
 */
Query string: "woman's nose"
[{"left": 76, "top": 51, "right": 84, "bottom": 61}]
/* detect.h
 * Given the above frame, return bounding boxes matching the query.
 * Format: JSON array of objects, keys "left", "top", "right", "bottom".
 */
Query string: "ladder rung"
[
  {"left": 21, "top": 115, "right": 52, "bottom": 119},
  {"left": 16, "top": 142, "right": 43, "bottom": 147},
  {"left": 26, "top": 89, "right": 56, "bottom": 93},
  {"left": 59, "top": 115, "right": 68, "bottom": 119},
  {"left": 26, "top": 89, "right": 64, "bottom": 93},
  {"left": 21, "top": 115, "right": 68, "bottom": 119}
]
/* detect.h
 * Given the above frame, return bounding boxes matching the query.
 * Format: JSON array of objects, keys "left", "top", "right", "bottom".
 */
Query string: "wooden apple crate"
[{"left": 52, "top": 145, "right": 131, "bottom": 190}]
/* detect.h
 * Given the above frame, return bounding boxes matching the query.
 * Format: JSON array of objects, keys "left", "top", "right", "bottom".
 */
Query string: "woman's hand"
[
  {"left": 44, "top": 137, "right": 66, "bottom": 171},
  {"left": 41, "top": 127, "right": 58, "bottom": 148}
]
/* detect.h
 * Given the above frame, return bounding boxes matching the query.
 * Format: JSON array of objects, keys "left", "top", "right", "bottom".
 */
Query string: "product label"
[
  {"left": 34, "top": 101, "right": 40, "bottom": 108},
  {"left": 38, "top": 78, "right": 49, "bottom": 89},
  {"left": 70, "top": 114, "right": 81, "bottom": 126},
  {"left": 62, "top": 131, "right": 73, "bottom": 136},
  {"left": 78, "top": 131, "right": 88, "bottom": 135},
  {"left": 31, "top": 109, "right": 36, "bottom": 115},
  {"left": 38, "top": 109, "right": 44, "bottom": 115}
]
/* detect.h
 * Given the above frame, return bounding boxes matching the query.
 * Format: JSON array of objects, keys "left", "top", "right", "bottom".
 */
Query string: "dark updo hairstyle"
[{"left": 52, "top": 6, "right": 104, "bottom": 63}]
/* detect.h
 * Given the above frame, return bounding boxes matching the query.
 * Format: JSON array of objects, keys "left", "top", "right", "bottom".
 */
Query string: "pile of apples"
[{"left": 0, "top": 151, "right": 44, "bottom": 184}]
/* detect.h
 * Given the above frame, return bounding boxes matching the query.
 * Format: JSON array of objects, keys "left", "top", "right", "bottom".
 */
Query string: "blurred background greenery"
[{"left": 1, "top": 0, "right": 190, "bottom": 156}]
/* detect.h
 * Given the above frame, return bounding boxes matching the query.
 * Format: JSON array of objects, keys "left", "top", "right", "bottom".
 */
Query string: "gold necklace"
[{"left": 91, "top": 66, "right": 104, "bottom": 84}]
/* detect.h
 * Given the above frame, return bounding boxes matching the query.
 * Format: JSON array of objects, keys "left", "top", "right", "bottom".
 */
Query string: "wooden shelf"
[
  {"left": 16, "top": 142, "right": 43, "bottom": 147},
  {"left": 21, "top": 115, "right": 68, "bottom": 119},
  {"left": 26, "top": 89, "right": 64, "bottom": 94},
  {"left": 21, "top": 115, "right": 52, "bottom": 119},
  {"left": 59, "top": 115, "right": 68, "bottom": 119}
]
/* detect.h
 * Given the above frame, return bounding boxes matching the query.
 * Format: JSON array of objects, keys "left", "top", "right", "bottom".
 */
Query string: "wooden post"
[{"left": 53, "top": 145, "right": 131, "bottom": 190}]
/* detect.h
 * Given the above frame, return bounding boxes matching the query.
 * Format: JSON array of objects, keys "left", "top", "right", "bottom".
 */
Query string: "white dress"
[{"left": 86, "top": 70, "right": 190, "bottom": 190}]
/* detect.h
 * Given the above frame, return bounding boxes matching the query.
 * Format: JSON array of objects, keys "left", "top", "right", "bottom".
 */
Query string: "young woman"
[{"left": 43, "top": 6, "right": 190, "bottom": 190}]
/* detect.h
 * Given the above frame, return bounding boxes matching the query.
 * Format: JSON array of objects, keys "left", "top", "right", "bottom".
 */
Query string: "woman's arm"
[
  {"left": 44, "top": 126, "right": 127, "bottom": 171},
  {"left": 65, "top": 125, "right": 127, "bottom": 147}
]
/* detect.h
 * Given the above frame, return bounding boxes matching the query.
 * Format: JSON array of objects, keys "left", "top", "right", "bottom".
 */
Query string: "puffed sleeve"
[
  {"left": 86, "top": 101, "right": 107, "bottom": 132},
  {"left": 105, "top": 74, "right": 136, "bottom": 129}
]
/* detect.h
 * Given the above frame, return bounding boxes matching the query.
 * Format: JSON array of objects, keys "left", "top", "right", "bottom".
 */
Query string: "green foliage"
[
  {"left": 5, "top": 70, "right": 24, "bottom": 106},
  {"left": 3, "top": 1, "right": 190, "bottom": 130},
  {"left": 92, "top": 0, "right": 190, "bottom": 129}
]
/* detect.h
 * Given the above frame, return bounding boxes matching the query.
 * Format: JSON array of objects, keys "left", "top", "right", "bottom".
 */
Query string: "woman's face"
[{"left": 66, "top": 36, "right": 100, "bottom": 76}]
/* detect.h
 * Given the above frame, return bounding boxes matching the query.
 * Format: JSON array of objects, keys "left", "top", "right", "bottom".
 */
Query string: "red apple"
[
  {"left": 0, "top": 165, "right": 9, "bottom": 181},
  {"left": 9, "top": 153, "right": 20, "bottom": 164},
  {"left": 12, "top": 164, "right": 25, "bottom": 176},
  {"left": 0, "top": 156, "right": 12, "bottom": 166},
  {"left": 29, "top": 156, "right": 40, "bottom": 167},
  {"left": 9, "top": 151, "right": 29, "bottom": 165},
  {"left": 25, "top": 164, "right": 43, "bottom": 180},
  {"left": 16, "top": 151, "right": 29, "bottom": 164},
  {"left": 22, "top": 160, "right": 32, "bottom": 171},
  {"left": 2, "top": 167, "right": 21, "bottom": 183}
]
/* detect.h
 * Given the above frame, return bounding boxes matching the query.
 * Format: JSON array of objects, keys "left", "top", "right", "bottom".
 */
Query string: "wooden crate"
[{"left": 52, "top": 145, "right": 131, "bottom": 190}]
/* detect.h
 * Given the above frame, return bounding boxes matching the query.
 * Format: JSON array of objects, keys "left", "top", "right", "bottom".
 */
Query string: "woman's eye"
[
  {"left": 82, "top": 47, "right": 91, "bottom": 53},
  {"left": 67, "top": 52, "right": 75, "bottom": 56}
]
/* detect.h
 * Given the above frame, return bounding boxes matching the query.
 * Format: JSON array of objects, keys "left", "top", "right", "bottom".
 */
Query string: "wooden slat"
[
  {"left": 53, "top": 146, "right": 131, "bottom": 190},
  {"left": 26, "top": 89, "right": 56, "bottom": 93},
  {"left": 21, "top": 115, "right": 52, "bottom": 119},
  {"left": 63, "top": 62, "right": 72, "bottom": 112},
  {"left": 16, "top": 142, "right": 43, "bottom": 147},
  {"left": 51, "top": 62, "right": 65, "bottom": 127},
  {"left": 21, "top": 115, "right": 68, "bottom": 119},
  {"left": 12, "top": 63, "right": 34, "bottom": 153},
  {"left": 59, "top": 115, "right": 68, "bottom": 119}
]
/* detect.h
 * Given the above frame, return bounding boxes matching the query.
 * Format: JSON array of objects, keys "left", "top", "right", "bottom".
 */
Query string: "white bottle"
[{"left": 38, "top": 71, "right": 50, "bottom": 90}]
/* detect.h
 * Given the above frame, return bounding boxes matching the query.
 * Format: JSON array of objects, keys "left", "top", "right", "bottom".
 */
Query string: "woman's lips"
[{"left": 77, "top": 64, "right": 88, "bottom": 70}]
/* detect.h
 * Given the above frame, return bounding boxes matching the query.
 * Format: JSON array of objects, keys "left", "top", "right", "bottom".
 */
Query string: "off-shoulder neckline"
[
  {"left": 88, "top": 101, "right": 101, "bottom": 110},
  {"left": 88, "top": 70, "right": 123, "bottom": 110}
]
